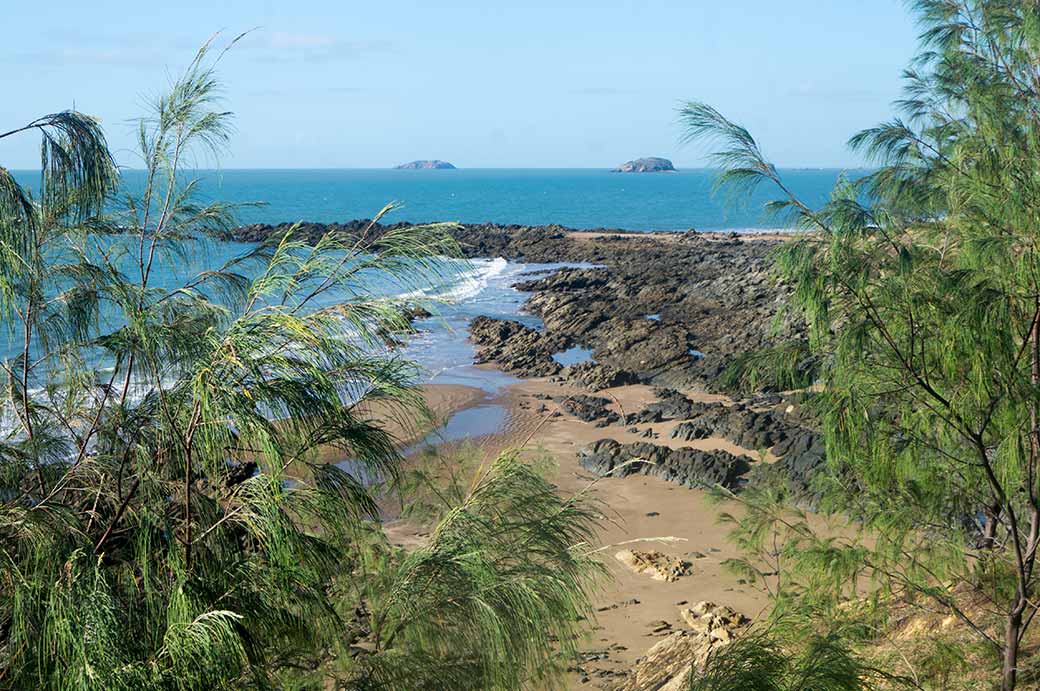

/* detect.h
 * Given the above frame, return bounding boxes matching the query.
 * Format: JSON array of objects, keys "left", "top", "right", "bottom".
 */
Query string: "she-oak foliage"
[
  {"left": 684, "top": 1, "right": 1040, "bottom": 689},
  {"left": 0, "top": 40, "right": 602, "bottom": 690}
]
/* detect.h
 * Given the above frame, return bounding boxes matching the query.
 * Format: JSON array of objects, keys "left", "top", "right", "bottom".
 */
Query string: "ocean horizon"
[{"left": 11, "top": 167, "right": 863, "bottom": 232}]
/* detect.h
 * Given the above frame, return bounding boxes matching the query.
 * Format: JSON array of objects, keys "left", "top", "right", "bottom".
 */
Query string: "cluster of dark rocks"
[
  {"left": 613, "top": 387, "right": 811, "bottom": 460},
  {"left": 578, "top": 439, "right": 751, "bottom": 491},
  {"left": 749, "top": 432, "right": 828, "bottom": 507},
  {"left": 668, "top": 403, "right": 788, "bottom": 452},
  {"left": 558, "top": 361, "right": 639, "bottom": 391},
  {"left": 555, "top": 386, "right": 827, "bottom": 504},
  {"left": 559, "top": 395, "right": 621, "bottom": 427},
  {"left": 504, "top": 235, "right": 801, "bottom": 391},
  {"left": 467, "top": 316, "right": 638, "bottom": 391},
  {"left": 468, "top": 316, "right": 565, "bottom": 377},
  {"left": 624, "top": 389, "right": 704, "bottom": 424}
]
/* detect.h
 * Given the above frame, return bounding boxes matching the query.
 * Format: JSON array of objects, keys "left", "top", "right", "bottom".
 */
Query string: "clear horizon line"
[{"left": 10, "top": 165, "right": 872, "bottom": 173}]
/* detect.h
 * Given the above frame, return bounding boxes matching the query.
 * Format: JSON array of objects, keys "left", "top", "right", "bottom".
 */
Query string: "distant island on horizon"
[
  {"left": 394, "top": 160, "right": 457, "bottom": 170},
  {"left": 613, "top": 157, "right": 676, "bottom": 173}
]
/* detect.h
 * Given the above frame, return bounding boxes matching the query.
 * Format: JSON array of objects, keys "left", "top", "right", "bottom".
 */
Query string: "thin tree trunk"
[
  {"left": 1007, "top": 295, "right": 1040, "bottom": 691},
  {"left": 184, "top": 451, "right": 192, "bottom": 571},
  {"left": 1004, "top": 603, "right": 1024, "bottom": 691},
  {"left": 183, "top": 402, "right": 201, "bottom": 572}
]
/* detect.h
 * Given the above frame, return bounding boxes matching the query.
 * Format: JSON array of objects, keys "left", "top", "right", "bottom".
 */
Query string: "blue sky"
[{"left": 1, "top": 1, "right": 918, "bottom": 169}]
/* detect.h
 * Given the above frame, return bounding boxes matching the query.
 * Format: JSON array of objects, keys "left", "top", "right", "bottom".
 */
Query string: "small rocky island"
[
  {"left": 613, "top": 157, "right": 676, "bottom": 173},
  {"left": 394, "top": 160, "right": 456, "bottom": 170}
]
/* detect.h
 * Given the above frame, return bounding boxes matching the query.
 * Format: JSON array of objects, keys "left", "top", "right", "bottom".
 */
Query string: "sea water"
[{"left": 14, "top": 168, "right": 856, "bottom": 232}]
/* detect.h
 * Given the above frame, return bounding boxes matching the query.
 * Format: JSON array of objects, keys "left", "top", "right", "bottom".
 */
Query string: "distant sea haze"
[{"left": 12, "top": 168, "right": 862, "bottom": 232}]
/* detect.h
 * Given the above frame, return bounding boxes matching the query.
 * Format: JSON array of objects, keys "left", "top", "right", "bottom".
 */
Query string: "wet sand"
[{"left": 307, "top": 382, "right": 488, "bottom": 466}]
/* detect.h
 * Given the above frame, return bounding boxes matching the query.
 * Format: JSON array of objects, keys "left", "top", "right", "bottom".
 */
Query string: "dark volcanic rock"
[
  {"left": 612, "top": 157, "right": 676, "bottom": 173},
  {"left": 752, "top": 428, "right": 828, "bottom": 506},
  {"left": 468, "top": 316, "right": 563, "bottom": 377},
  {"left": 563, "top": 361, "right": 639, "bottom": 391},
  {"left": 670, "top": 421, "right": 713, "bottom": 441},
  {"left": 667, "top": 401, "right": 788, "bottom": 452},
  {"left": 578, "top": 439, "right": 750, "bottom": 490},
  {"left": 625, "top": 389, "right": 702, "bottom": 424},
  {"left": 560, "top": 395, "right": 620, "bottom": 426},
  {"left": 623, "top": 390, "right": 792, "bottom": 452},
  {"left": 507, "top": 239, "right": 799, "bottom": 390},
  {"left": 394, "top": 160, "right": 456, "bottom": 169}
]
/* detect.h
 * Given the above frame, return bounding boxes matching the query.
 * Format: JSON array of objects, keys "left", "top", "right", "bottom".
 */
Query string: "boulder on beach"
[
  {"left": 614, "top": 549, "right": 694, "bottom": 582},
  {"left": 612, "top": 157, "right": 676, "bottom": 173},
  {"left": 393, "top": 160, "right": 456, "bottom": 169},
  {"left": 616, "top": 601, "right": 750, "bottom": 691}
]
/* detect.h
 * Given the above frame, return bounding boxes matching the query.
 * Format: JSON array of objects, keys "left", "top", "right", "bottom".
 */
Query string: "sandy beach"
[{"left": 387, "top": 376, "right": 772, "bottom": 687}]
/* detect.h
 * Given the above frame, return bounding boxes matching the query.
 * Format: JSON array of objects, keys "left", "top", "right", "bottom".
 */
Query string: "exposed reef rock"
[
  {"left": 612, "top": 157, "right": 676, "bottom": 173},
  {"left": 561, "top": 361, "right": 639, "bottom": 391},
  {"left": 627, "top": 389, "right": 792, "bottom": 453},
  {"left": 575, "top": 387, "right": 828, "bottom": 499},
  {"left": 668, "top": 402, "right": 788, "bottom": 452},
  {"left": 750, "top": 430, "right": 828, "bottom": 508},
  {"left": 505, "top": 238, "right": 801, "bottom": 391},
  {"left": 559, "top": 394, "right": 620, "bottom": 427},
  {"left": 468, "top": 316, "right": 563, "bottom": 377},
  {"left": 624, "top": 388, "right": 703, "bottom": 424},
  {"left": 393, "top": 160, "right": 456, "bottom": 169},
  {"left": 578, "top": 439, "right": 751, "bottom": 490}
]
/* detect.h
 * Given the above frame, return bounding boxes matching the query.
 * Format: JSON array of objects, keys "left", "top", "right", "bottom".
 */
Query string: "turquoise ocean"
[{"left": 91, "top": 167, "right": 852, "bottom": 232}]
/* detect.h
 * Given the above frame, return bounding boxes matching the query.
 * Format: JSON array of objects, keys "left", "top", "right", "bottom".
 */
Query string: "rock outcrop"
[
  {"left": 560, "top": 394, "right": 620, "bottom": 426},
  {"left": 578, "top": 439, "right": 751, "bottom": 490},
  {"left": 230, "top": 221, "right": 802, "bottom": 392},
  {"left": 613, "top": 157, "right": 676, "bottom": 173},
  {"left": 624, "top": 389, "right": 704, "bottom": 424},
  {"left": 560, "top": 361, "right": 639, "bottom": 391},
  {"left": 750, "top": 430, "right": 828, "bottom": 508},
  {"left": 615, "top": 602, "right": 750, "bottom": 691},
  {"left": 468, "top": 316, "right": 563, "bottom": 377},
  {"left": 393, "top": 160, "right": 456, "bottom": 169},
  {"left": 667, "top": 401, "right": 789, "bottom": 452}
]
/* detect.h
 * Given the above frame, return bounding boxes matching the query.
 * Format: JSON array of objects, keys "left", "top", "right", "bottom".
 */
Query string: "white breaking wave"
[{"left": 399, "top": 257, "right": 509, "bottom": 303}]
